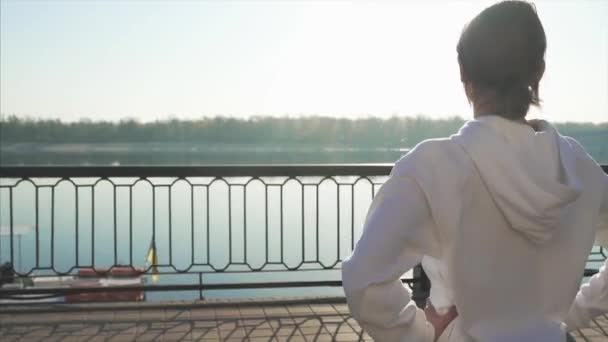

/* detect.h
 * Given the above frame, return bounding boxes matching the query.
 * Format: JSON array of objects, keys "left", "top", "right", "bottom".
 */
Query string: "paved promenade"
[{"left": 1, "top": 298, "right": 607, "bottom": 341}]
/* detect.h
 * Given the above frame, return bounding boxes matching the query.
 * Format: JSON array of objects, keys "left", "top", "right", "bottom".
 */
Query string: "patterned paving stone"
[{"left": 0, "top": 299, "right": 606, "bottom": 341}]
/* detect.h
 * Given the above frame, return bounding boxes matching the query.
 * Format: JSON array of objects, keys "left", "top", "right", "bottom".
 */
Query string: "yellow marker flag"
[
  {"left": 146, "top": 240, "right": 159, "bottom": 283},
  {"left": 151, "top": 266, "right": 160, "bottom": 283}
]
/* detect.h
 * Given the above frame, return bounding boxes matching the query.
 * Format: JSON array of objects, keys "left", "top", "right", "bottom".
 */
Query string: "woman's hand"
[{"left": 424, "top": 302, "right": 458, "bottom": 342}]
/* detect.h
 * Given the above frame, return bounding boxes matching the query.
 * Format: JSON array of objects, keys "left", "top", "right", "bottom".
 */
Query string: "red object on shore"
[
  {"left": 64, "top": 267, "right": 145, "bottom": 303},
  {"left": 64, "top": 288, "right": 144, "bottom": 302}
]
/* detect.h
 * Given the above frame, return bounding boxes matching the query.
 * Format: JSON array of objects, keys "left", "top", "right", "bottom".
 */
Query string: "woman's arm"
[
  {"left": 342, "top": 173, "right": 440, "bottom": 342},
  {"left": 566, "top": 172, "right": 608, "bottom": 329}
]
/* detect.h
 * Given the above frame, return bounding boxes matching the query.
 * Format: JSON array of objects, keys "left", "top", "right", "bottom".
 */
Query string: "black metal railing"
[
  {"left": 0, "top": 164, "right": 606, "bottom": 304},
  {"left": 0, "top": 164, "right": 426, "bottom": 302}
]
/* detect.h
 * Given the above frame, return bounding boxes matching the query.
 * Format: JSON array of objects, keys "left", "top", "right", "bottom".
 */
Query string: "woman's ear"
[
  {"left": 535, "top": 59, "right": 545, "bottom": 84},
  {"left": 464, "top": 82, "right": 474, "bottom": 105},
  {"left": 459, "top": 58, "right": 473, "bottom": 104},
  {"left": 458, "top": 57, "right": 468, "bottom": 83}
]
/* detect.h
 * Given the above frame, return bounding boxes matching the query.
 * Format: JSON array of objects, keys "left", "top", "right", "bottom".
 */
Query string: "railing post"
[
  {"left": 412, "top": 264, "right": 430, "bottom": 309},
  {"left": 199, "top": 273, "right": 204, "bottom": 301}
]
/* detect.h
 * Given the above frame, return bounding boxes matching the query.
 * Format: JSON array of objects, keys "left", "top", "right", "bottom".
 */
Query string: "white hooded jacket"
[{"left": 342, "top": 115, "right": 608, "bottom": 341}]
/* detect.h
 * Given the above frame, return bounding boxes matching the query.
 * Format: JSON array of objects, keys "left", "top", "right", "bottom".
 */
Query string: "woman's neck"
[
  {"left": 472, "top": 100, "right": 527, "bottom": 124},
  {"left": 472, "top": 100, "right": 497, "bottom": 119}
]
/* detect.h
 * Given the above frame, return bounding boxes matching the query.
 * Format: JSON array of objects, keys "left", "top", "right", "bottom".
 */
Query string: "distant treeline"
[{"left": 1, "top": 115, "right": 606, "bottom": 149}]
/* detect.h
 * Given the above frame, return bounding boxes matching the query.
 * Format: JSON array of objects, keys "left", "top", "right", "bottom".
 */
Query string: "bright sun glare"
[{"left": 0, "top": 0, "right": 606, "bottom": 122}]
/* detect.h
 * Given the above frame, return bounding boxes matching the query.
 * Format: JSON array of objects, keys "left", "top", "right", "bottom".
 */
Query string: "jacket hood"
[{"left": 452, "top": 115, "right": 583, "bottom": 244}]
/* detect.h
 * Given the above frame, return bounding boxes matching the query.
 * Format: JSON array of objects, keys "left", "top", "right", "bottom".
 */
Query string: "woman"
[{"left": 341, "top": 1, "right": 608, "bottom": 341}]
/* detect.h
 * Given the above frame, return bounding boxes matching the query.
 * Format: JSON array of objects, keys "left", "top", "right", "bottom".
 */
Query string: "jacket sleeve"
[
  {"left": 566, "top": 170, "right": 608, "bottom": 329},
  {"left": 341, "top": 172, "right": 440, "bottom": 342},
  {"left": 599, "top": 170, "right": 608, "bottom": 243}
]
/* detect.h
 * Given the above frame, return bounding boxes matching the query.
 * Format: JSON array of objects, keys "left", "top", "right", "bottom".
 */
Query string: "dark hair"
[{"left": 457, "top": 1, "right": 546, "bottom": 120}]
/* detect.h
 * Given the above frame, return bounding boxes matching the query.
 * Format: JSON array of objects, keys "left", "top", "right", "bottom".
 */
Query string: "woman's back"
[
  {"left": 343, "top": 114, "right": 608, "bottom": 341},
  {"left": 408, "top": 116, "right": 606, "bottom": 340}
]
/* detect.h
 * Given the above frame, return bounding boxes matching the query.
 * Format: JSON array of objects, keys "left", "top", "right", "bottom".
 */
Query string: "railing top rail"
[
  {"left": 0, "top": 164, "right": 606, "bottom": 178},
  {"left": 0, "top": 164, "right": 395, "bottom": 178}
]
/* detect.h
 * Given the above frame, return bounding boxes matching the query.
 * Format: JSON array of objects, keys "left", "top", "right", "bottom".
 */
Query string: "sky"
[{"left": 1, "top": 0, "right": 607, "bottom": 123}]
